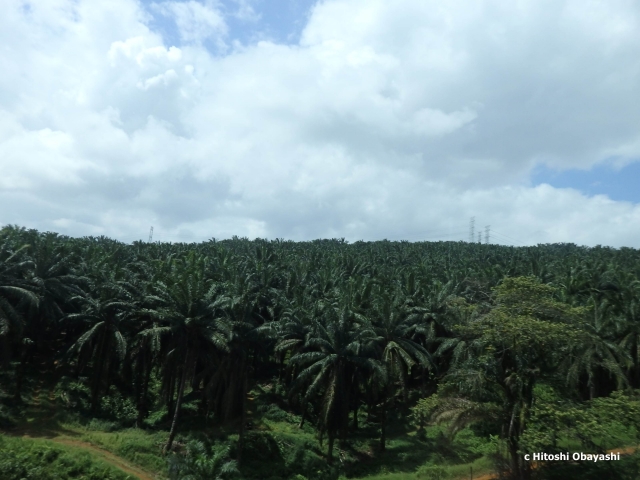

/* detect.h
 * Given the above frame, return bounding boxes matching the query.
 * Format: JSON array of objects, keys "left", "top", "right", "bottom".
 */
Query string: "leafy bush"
[
  {"left": 55, "top": 376, "right": 92, "bottom": 411},
  {"left": 416, "top": 464, "right": 451, "bottom": 480},
  {"left": 143, "top": 408, "right": 168, "bottom": 428},
  {"left": 87, "top": 419, "right": 120, "bottom": 432},
  {"left": 100, "top": 387, "right": 137, "bottom": 425},
  {"left": 168, "top": 440, "right": 241, "bottom": 480},
  {"left": 258, "top": 403, "right": 298, "bottom": 424},
  {"left": 0, "top": 404, "right": 16, "bottom": 428}
]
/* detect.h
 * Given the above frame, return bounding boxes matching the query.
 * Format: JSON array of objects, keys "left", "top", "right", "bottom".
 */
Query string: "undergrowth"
[{"left": 0, "top": 434, "right": 133, "bottom": 480}]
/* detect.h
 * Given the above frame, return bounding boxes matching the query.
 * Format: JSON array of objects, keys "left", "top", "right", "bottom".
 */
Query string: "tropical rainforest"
[{"left": 2, "top": 224, "right": 640, "bottom": 480}]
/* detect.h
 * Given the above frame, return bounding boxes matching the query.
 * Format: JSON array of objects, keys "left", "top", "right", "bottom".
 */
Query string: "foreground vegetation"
[
  {"left": 0, "top": 434, "right": 134, "bottom": 480},
  {"left": 2, "top": 225, "right": 640, "bottom": 479}
]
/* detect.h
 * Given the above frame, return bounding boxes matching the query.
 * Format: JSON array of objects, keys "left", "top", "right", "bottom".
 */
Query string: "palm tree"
[
  {"left": 203, "top": 263, "right": 279, "bottom": 465},
  {"left": 0, "top": 237, "right": 39, "bottom": 401},
  {"left": 145, "top": 252, "right": 230, "bottom": 454},
  {"left": 14, "top": 233, "right": 86, "bottom": 400},
  {"left": 66, "top": 285, "right": 131, "bottom": 412},
  {"left": 565, "top": 295, "right": 629, "bottom": 399},
  {"left": 116, "top": 261, "right": 162, "bottom": 426},
  {"left": 617, "top": 279, "right": 640, "bottom": 388},
  {"left": 370, "top": 288, "right": 435, "bottom": 451},
  {"left": 290, "top": 299, "right": 383, "bottom": 462},
  {"left": 168, "top": 441, "right": 240, "bottom": 480}
]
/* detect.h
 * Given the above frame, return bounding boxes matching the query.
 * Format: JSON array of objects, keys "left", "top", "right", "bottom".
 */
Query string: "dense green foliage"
[
  {"left": 2, "top": 224, "right": 640, "bottom": 479},
  {"left": 0, "top": 435, "right": 132, "bottom": 480}
]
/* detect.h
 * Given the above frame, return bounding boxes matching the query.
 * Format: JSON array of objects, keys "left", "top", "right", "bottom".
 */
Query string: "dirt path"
[
  {"left": 2, "top": 370, "right": 159, "bottom": 480},
  {"left": 18, "top": 433, "right": 156, "bottom": 480},
  {"left": 8, "top": 418, "right": 159, "bottom": 480}
]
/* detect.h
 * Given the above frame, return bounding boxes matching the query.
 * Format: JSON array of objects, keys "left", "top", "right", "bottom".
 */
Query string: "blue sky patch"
[
  {"left": 141, "top": 0, "right": 317, "bottom": 48},
  {"left": 532, "top": 160, "right": 640, "bottom": 204}
]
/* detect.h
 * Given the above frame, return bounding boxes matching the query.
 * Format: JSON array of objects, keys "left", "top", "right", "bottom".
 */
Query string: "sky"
[{"left": 1, "top": 0, "right": 640, "bottom": 247}]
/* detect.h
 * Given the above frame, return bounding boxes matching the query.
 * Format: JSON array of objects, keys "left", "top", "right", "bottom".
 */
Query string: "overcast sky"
[{"left": 2, "top": 0, "right": 640, "bottom": 246}]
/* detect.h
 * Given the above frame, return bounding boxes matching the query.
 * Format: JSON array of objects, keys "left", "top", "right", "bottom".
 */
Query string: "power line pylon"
[
  {"left": 469, "top": 217, "right": 475, "bottom": 243},
  {"left": 148, "top": 226, "right": 153, "bottom": 243},
  {"left": 485, "top": 225, "right": 490, "bottom": 244}
]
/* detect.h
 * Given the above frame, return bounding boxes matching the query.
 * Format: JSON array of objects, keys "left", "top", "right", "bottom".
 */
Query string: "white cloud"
[{"left": 1, "top": 0, "right": 640, "bottom": 246}]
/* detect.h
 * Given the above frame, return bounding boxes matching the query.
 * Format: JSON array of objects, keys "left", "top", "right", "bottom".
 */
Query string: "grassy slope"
[
  {"left": 2, "top": 370, "right": 499, "bottom": 480},
  {"left": 0, "top": 434, "right": 137, "bottom": 480},
  {"left": 6, "top": 368, "right": 638, "bottom": 480},
  {"left": 0, "top": 365, "right": 164, "bottom": 480}
]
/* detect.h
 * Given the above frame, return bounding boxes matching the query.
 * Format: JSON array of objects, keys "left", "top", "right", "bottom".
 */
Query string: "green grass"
[
  {"left": 78, "top": 427, "right": 168, "bottom": 474},
  {"left": 13, "top": 374, "right": 640, "bottom": 480},
  {"left": 0, "top": 434, "right": 134, "bottom": 480},
  {"left": 1, "top": 366, "right": 503, "bottom": 480},
  {"left": 354, "top": 455, "right": 493, "bottom": 480}
]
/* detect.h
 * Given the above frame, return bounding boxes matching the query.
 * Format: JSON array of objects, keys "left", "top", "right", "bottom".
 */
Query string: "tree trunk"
[
  {"left": 352, "top": 403, "right": 359, "bottom": 431},
  {"left": 589, "top": 379, "right": 596, "bottom": 400},
  {"left": 167, "top": 370, "right": 176, "bottom": 416},
  {"left": 633, "top": 337, "right": 640, "bottom": 389},
  {"left": 277, "top": 353, "right": 285, "bottom": 387},
  {"left": 299, "top": 401, "right": 307, "bottom": 429},
  {"left": 136, "top": 354, "right": 152, "bottom": 428},
  {"left": 327, "top": 434, "right": 335, "bottom": 463},
  {"left": 379, "top": 402, "right": 387, "bottom": 453},
  {"left": 237, "top": 372, "right": 248, "bottom": 466},
  {"left": 91, "top": 330, "right": 109, "bottom": 413},
  {"left": 14, "top": 347, "right": 28, "bottom": 403},
  {"left": 508, "top": 437, "right": 525, "bottom": 480},
  {"left": 164, "top": 352, "right": 190, "bottom": 455}
]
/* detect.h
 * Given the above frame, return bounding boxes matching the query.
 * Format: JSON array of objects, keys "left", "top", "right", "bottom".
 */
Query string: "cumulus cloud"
[{"left": 1, "top": 0, "right": 640, "bottom": 246}]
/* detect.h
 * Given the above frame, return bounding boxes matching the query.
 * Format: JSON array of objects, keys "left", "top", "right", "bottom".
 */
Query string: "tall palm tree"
[
  {"left": 203, "top": 262, "right": 280, "bottom": 465},
  {"left": 14, "top": 234, "right": 87, "bottom": 398},
  {"left": 0, "top": 238, "right": 39, "bottom": 396},
  {"left": 116, "top": 261, "right": 162, "bottom": 426},
  {"left": 66, "top": 285, "right": 131, "bottom": 412},
  {"left": 617, "top": 279, "right": 640, "bottom": 387},
  {"left": 145, "top": 252, "right": 230, "bottom": 454},
  {"left": 290, "top": 299, "right": 383, "bottom": 462},
  {"left": 565, "top": 296, "right": 629, "bottom": 399},
  {"left": 370, "top": 288, "right": 435, "bottom": 451}
]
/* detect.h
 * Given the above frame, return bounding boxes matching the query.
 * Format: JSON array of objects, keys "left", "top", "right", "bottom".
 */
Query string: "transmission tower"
[
  {"left": 485, "top": 225, "right": 490, "bottom": 244},
  {"left": 478, "top": 232, "right": 481, "bottom": 243},
  {"left": 469, "top": 217, "right": 475, "bottom": 243},
  {"left": 148, "top": 226, "right": 154, "bottom": 243}
]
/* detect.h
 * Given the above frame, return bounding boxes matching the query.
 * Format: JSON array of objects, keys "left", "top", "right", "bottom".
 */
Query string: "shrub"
[
  {"left": 55, "top": 376, "right": 92, "bottom": 412},
  {"left": 0, "top": 404, "right": 16, "bottom": 428},
  {"left": 100, "top": 387, "right": 137, "bottom": 425},
  {"left": 86, "top": 419, "right": 120, "bottom": 432},
  {"left": 258, "top": 403, "right": 298, "bottom": 424},
  {"left": 168, "top": 440, "right": 241, "bottom": 480},
  {"left": 416, "top": 464, "right": 451, "bottom": 480}
]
